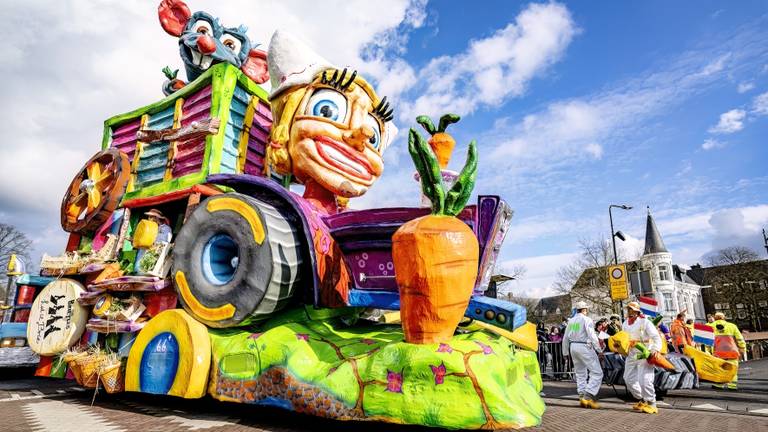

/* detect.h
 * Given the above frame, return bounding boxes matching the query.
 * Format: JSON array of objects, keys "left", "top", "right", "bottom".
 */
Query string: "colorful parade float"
[{"left": 20, "top": 1, "right": 546, "bottom": 429}]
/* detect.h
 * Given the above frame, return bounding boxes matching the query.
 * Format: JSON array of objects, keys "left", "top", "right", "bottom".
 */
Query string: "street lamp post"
[{"left": 609, "top": 204, "right": 633, "bottom": 320}]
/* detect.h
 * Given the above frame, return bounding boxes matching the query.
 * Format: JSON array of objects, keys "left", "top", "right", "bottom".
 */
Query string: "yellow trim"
[
  {"left": 164, "top": 98, "right": 184, "bottom": 181},
  {"left": 236, "top": 96, "right": 257, "bottom": 173},
  {"left": 125, "top": 309, "right": 211, "bottom": 399},
  {"left": 175, "top": 271, "right": 235, "bottom": 321},
  {"left": 206, "top": 197, "right": 265, "bottom": 244},
  {"left": 92, "top": 294, "right": 113, "bottom": 317},
  {"left": 127, "top": 114, "right": 149, "bottom": 192}
]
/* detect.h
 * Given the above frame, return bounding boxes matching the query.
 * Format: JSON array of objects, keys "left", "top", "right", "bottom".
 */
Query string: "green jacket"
[{"left": 711, "top": 319, "right": 746, "bottom": 358}]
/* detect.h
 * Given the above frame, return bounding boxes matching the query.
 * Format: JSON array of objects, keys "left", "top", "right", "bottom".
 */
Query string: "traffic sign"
[{"left": 608, "top": 264, "right": 628, "bottom": 301}]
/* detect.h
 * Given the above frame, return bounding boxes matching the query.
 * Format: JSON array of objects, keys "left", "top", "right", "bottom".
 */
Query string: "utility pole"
[{"left": 762, "top": 228, "right": 768, "bottom": 256}]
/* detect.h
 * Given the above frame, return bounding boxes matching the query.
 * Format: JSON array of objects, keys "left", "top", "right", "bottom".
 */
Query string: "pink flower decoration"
[
  {"left": 360, "top": 338, "right": 376, "bottom": 345},
  {"left": 430, "top": 363, "right": 447, "bottom": 385},
  {"left": 296, "top": 333, "right": 309, "bottom": 341},
  {"left": 475, "top": 341, "right": 494, "bottom": 355},
  {"left": 386, "top": 370, "right": 403, "bottom": 393},
  {"left": 436, "top": 343, "right": 454, "bottom": 353},
  {"left": 248, "top": 332, "right": 262, "bottom": 340}
]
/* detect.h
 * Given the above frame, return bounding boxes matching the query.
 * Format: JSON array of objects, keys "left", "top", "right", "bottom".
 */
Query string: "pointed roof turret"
[{"left": 644, "top": 207, "right": 668, "bottom": 255}]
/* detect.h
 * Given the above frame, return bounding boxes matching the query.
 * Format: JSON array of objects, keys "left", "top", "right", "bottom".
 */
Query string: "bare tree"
[
  {"left": 554, "top": 236, "right": 629, "bottom": 316},
  {"left": 703, "top": 256, "right": 768, "bottom": 331},
  {"left": 705, "top": 246, "right": 760, "bottom": 266},
  {"left": 0, "top": 223, "right": 33, "bottom": 300},
  {"left": 491, "top": 263, "right": 527, "bottom": 298}
]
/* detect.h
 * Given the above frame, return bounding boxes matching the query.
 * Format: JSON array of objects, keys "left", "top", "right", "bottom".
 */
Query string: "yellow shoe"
[
  {"left": 579, "top": 398, "right": 587, "bottom": 408},
  {"left": 582, "top": 399, "right": 600, "bottom": 409},
  {"left": 640, "top": 404, "right": 658, "bottom": 414},
  {"left": 632, "top": 401, "right": 646, "bottom": 411}
]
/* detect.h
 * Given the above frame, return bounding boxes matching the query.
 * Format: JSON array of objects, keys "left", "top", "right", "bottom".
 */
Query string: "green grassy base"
[{"left": 208, "top": 307, "right": 544, "bottom": 430}]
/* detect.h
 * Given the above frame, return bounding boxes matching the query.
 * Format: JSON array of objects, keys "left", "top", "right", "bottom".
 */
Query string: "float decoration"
[
  {"left": 26, "top": 279, "right": 88, "bottom": 356},
  {"left": 208, "top": 307, "right": 545, "bottom": 430},
  {"left": 393, "top": 126, "right": 479, "bottom": 344}
]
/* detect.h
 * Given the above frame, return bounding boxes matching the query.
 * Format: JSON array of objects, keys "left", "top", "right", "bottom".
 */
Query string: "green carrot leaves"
[
  {"left": 416, "top": 116, "right": 437, "bottom": 135},
  {"left": 417, "top": 113, "right": 461, "bottom": 136},
  {"left": 445, "top": 140, "right": 477, "bottom": 216},
  {"left": 408, "top": 129, "right": 444, "bottom": 214},
  {"left": 438, "top": 114, "right": 461, "bottom": 133},
  {"left": 408, "top": 129, "right": 477, "bottom": 216}
]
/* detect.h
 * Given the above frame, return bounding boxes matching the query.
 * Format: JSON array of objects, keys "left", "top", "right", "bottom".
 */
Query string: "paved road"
[{"left": 0, "top": 359, "right": 765, "bottom": 431}]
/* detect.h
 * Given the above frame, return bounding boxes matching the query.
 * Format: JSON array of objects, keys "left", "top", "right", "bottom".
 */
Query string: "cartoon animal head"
[{"left": 158, "top": 0, "right": 269, "bottom": 84}]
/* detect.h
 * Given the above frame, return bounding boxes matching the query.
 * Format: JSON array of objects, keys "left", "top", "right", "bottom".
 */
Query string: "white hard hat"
[{"left": 573, "top": 301, "right": 589, "bottom": 310}]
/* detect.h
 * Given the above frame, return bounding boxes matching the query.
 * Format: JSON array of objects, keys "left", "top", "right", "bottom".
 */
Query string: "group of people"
[{"left": 561, "top": 301, "right": 747, "bottom": 414}]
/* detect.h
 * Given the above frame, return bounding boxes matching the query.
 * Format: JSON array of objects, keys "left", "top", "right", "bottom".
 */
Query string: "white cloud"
[
  {"left": 401, "top": 2, "right": 577, "bottom": 120},
  {"left": 737, "top": 81, "right": 755, "bottom": 93},
  {"left": 752, "top": 91, "right": 768, "bottom": 115},
  {"left": 701, "top": 138, "right": 726, "bottom": 151},
  {"left": 0, "top": 0, "right": 428, "bottom": 260},
  {"left": 708, "top": 109, "right": 746, "bottom": 133},
  {"left": 497, "top": 252, "right": 578, "bottom": 298}
]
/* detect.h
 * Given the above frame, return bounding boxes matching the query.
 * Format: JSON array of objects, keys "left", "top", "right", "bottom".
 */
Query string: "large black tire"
[{"left": 172, "top": 193, "right": 303, "bottom": 327}]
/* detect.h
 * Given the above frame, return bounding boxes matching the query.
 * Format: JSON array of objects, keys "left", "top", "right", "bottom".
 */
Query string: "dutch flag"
[
  {"left": 693, "top": 323, "right": 715, "bottom": 346},
  {"left": 638, "top": 296, "right": 658, "bottom": 318}
]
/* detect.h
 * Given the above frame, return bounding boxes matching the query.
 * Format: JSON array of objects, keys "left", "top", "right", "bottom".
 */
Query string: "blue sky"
[{"left": 0, "top": 1, "right": 766, "bottom": 297}]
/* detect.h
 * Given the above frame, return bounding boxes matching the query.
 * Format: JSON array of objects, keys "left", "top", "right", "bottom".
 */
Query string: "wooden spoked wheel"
[{"left": 61, "top": 148, "right": 131, "bottom": 233}]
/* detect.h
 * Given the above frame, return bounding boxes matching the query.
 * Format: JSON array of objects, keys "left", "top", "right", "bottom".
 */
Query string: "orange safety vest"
[
  {"left": 670, "top": 319, "right": 692, "bottom": 348},
  {"left": 714, "top": 334, "right": 739, "bottom": 360}
]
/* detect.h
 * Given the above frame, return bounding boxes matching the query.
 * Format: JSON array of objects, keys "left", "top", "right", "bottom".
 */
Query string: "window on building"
[
  {"left": 662, "top": 293, "right": 674, "bottom": 312},
  {"left": 722, "top": 303, "right": 730, "bottom": 310},
  {"left": 758, "top": 301, "right": 767, "bottom": 307},
  {"left": 714, "top": 303, "right": 722, "bottom": 310},
  {"left": 760, "top": 280, "right": 767, "bottom": 290},
  {"left": 658, "top": 265, "right": 670, "bottom": 281},
  {"left": 736, "top": 303, "right": 745, "bottom": 309},
  {"left": 589, "top": 277, "right": 596, "bottom": 287},
  {"left": 737, "top": 311, "right": 747, "bottom": 319},
  {"left": 555, "top": 308, "right": 561, "bottom": 314},
  {"left": 715, "top": 285, "right": 723, "bottom": 293}
]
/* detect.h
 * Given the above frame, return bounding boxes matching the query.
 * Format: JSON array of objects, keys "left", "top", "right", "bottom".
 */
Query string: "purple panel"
[
  {"left": 248, "top": 125, "right": 269, "bottom": 146},
  {"left": 183, "top": 85, "right": 212, "bottom": 107},
  {"left": 347, "top": 250, "right": 397, "bottom": 291},
  {"left": 172, "top": 138, "right": 205, "bottom": 178},
  {"left": 110, "top": 118, "right": 142, "bottom": 163}
]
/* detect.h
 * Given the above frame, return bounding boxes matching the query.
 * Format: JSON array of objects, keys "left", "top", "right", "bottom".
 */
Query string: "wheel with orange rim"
[{"left": 60, "top": 148, "right": 131, "bottom": 233}]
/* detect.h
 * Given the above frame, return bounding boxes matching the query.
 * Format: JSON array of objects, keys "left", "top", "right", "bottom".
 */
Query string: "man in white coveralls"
[
  {"left": 562, "top": 301, "right": 603, "bottom": 409},
  {"left": 622, "top": 301, "right": 662, "bottom": 414}
]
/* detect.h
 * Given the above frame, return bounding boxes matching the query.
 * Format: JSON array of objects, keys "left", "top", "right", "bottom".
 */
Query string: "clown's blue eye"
[
  {"left": 365, "top": 114, "right": 383, "bottom": 151},
  {"left": 305, "top": 89, "right": 347, "bottom": 123}
]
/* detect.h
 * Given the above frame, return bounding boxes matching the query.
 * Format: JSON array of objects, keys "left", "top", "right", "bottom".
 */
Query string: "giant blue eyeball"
[{"left": 305, "top": 89, "right": 348, "bottom": 123}]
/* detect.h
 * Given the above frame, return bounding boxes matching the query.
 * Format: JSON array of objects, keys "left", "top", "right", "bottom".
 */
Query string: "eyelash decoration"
[
  {"left": 373, "top": 96, "right": 394, "bottom": 122},
  {"left": 321, "top": 68, "right": 357, "bottom": 92}
]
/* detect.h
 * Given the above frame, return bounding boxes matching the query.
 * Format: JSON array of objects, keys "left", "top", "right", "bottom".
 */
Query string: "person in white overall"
[
  {"left": 622, "top": 301, "right": 662, "bottom": 414},
  {"left": 562, "top": 301, "right": 603, "bottom": 409}
]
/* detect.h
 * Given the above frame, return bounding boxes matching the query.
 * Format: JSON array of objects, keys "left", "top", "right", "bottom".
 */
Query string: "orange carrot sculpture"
[
  {"left": 416, "top": 114, "right": 461, "bottom": 169},
  {"left": 392, "top": 118, "right": 478, "bottom": 344}
]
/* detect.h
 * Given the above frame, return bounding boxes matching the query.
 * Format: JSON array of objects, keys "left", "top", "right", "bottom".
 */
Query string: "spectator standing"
[
  {"left": 670, "top": 311, "right": 693, "bottom": 353},
  {"left": 606, "top": 315, "right": 622, "bottom": 336},
  {"left": 548, "top": 327, "right": 563, "bottom": 343}
]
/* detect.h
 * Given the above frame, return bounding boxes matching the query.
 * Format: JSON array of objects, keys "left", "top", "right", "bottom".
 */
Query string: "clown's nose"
[{"left": 197, "top": 35, "right": 216, "bottom": 55}]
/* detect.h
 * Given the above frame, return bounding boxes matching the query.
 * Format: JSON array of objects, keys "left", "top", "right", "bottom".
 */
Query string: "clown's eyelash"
[
  {"left": 373, "top": 96, "right": 394, "bottom": 123},
  {"left": 321, "top": 68, "right": 357, "bottom": 92}
]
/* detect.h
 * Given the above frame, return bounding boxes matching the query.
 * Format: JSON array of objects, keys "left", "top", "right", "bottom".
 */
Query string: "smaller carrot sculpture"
[
  {"left": 416, "top": 114, "right": 461, "bottom": 169},
  {"left": 392, "top": 117, "right": 479, "bottom": 344}
]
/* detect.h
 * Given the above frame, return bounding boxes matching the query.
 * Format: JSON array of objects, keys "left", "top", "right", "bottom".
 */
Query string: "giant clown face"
[{"left": 288, "top": 77, "right": 390, "bottom": 198}]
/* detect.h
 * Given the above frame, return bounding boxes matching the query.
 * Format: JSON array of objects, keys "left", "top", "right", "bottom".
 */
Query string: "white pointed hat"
[{"left": 268, "top": 30, "right": 334, "bottom": 99}]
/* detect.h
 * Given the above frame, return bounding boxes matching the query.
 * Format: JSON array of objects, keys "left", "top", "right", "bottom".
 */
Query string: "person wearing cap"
[
  {"left": 265, "top": 31, "right": 397, "bottom": 215},
  {"left": 561, "top": 301, "right": 603, "bottom": 409},
  {"left": 622, "top": 301, "right": 662, "bottom": 414},
  {"left": 711, "top": 311, "right": 746, "bottom": 390}
]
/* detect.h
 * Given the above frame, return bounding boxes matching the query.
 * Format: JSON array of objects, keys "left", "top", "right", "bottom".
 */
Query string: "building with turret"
[{"left": 568, "top": 209, "right": 706, "bottom": 323}]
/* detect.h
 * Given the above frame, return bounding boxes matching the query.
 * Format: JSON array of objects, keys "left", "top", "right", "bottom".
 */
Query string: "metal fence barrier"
[{"left": 537, "top": 341, "right": 573, "bottom": 380}]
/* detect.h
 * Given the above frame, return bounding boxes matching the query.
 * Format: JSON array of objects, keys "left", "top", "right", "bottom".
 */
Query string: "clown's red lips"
[{"left": 313, "top": 135, "right": 374, "bottom": 181}]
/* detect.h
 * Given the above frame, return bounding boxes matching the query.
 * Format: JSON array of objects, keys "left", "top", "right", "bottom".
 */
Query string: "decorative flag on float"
[
  {"left": 638, "top": 296, "right": 658, "bottom": 318},
  {"left": 693, "top": 323, "right": 715, "bottom": 346}
]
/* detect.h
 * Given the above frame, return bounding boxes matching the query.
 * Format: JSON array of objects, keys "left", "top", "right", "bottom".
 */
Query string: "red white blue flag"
[
  {"left": 638, "top": 296, "right": 658, "bottom": 318},
  {"left": 693, "top": 323, "right": 715, "bottom": 346}
]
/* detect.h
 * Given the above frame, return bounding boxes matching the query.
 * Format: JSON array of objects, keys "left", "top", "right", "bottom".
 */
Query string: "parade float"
[{"left": 21, "top": 1, "right": 546, "bottom": 429}]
